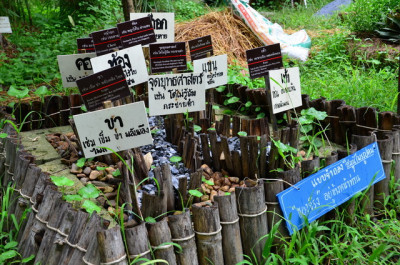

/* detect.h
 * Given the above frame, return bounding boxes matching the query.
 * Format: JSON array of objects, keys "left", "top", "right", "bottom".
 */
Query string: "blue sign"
[{"left": 277, "top": 142, "right": 385, "bottom": 235}]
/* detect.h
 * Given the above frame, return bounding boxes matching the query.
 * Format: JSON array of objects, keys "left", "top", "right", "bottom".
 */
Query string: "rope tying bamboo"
[
  {"left": 35, "top": 214, "right": 48, "bottom": 225},
  {"left": 382, "top": 159, "right": 393, "bottom": 164},
  {"left": 194, "top": 226, "right": 222, "bottom": 236},
  {"left": 129, "top": 249, "right": 151, "bottom": 259},
  {"left": 238, "top": 206, "right": 268, "bottom": 218},
  {"left": 171, "top": 233, "right": 195, "bottom": 242},
  {"left": 99, "top": 254, "right": 127, "bottom": 265},
  {"left": 259, "top": 178, "right": 300, "bottom": 190},
  {"left": 82, "top": 256, "right": 96, "bottom": 265},
  {"left": 220, "top": 218, "right": 240, "bottom": 225},
  {"left": 392, "top": 152, "right": 400, "bottom": 155},
  {"left": 151, "top": 244, "right": 173, "bottom": 250},
  {"left": 265, "top": 202, "right": 279, "bottom": 205}
]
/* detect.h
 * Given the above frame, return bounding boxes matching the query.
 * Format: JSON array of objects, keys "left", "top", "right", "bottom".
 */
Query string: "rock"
[
  {"left": 89, "top": 170, "right": 101, "bottom": 180},
  {"left": 105, "top": 167, "right": 115, "bottom": 174},
  {"left": 228, "top": 177, "right": 240, "bottom": 184},
  {"left": 106, "top": 174, "right": 114, "bottom": 180},
  {"left": 220, "top": 185, "right": 230, "bottom": 192},
  {"left": 91, "top": 180, "right": 110, "bottom": 188},
  {"left": 213, "top": 185, "right": 220, "bottom": 191},
  {"left": 76, "top": 173, "right": 86, "bottom": 178},
  {"left": 210, "top": 190, "right": 218, "bottom": 201},
  {"left": 202, "top": 171, "right": 211, "bottom": 180},
  {"left": 58, "top": 141, "right": 69, "bottom": 151},
  {"left": 201, "top": 164, "right": 213, "bottom": 176},
  {"left": 80, "top": 177, "right": 89, "bottom": 185},
  {"left": 102, "top": 186, "right": 114, "bottom": 193},
  {"left": 124, "top": 219, "right": 139, "bottom": 228},
  {"left": 223, "top": 178, "right": 232, "bottom": 186},
  {"left": 201, "top": 194, "right": 210, "bottom": 202},
  {"left": 244, "top": 179, "right": 258, "bottom": 187},
  {"left": 201, "top": 184, "right": 211, "bottom": 194},
  {"left": 144, "top": 152, "right": 153, "bottom": 171},
  {"left": 107, "top": 200, "right": 117, "bottom": 207},
  {"left": 83, "top": 167, "right": 92, "bottom": 175},
  {"left": 228, "top": 187, "right": 235, "bottom": 193},
  {"left": 97, "top": 196, "right": 106, "bottom": 207},
  {"left": 105, "top": 191, "right": 117, "bottom": 200},
  {"left": 70, "top": 163, "right": 82, "bottom": 174}
]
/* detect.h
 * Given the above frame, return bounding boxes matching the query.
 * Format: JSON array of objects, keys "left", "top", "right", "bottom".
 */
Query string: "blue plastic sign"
[{"left": 277, "top": 142, "right": 385, "bottom": 235}]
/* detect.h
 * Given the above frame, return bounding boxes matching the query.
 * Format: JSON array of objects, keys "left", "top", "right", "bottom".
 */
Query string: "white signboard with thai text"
[
  {"left": 148, "top": 73, "right": 206, "bottom": 116},
  {"left": 73, "top": 102, "right": 153, "bottom": 158},
  {"left": 91, "top": 45, "right": 148, "bottom": 87},
  {"left": 130, "top": 13, "right": 174, "bottom": 44},
  {"left": 0, "top": 17, "right": 12, "bottom": 33},
  {"left": 57, "top": 53, "right": 96, "bottom": 88},
  {"left": 269, "top": 67, "right": 302, "bottom": 114},
  {"left": 193, "top": 54, "right": 228, "bottom": 89}
]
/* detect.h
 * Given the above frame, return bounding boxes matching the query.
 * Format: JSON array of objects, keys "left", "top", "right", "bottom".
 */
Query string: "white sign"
[
  {"left": 73, "top": 102, "right": 153, "bottom": 158},
  {"left": 269, "top": 67, "right": 302, "bottom": 114},
  {"left": 148, "top": 73, "right": 206, "bottom": 116},
  {"left": 0, "top": 17, "right": 12, "bottom": 33},
  {"left": 130, "top": 13, "right": 174, "bottom": 44},
  {"left": 193, "top": 54, "right": 228, "bottom": 89},
  {"left": 91, "top": 45, "right": 148, "bottom": 87},
  {"left": 57, "top": 53, "right": 96, "bottom": 88}
]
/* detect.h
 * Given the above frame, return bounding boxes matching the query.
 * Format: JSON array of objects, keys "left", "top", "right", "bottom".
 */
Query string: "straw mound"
[{"left": 175, "top": 9, "right": 262, "bottom": 66}]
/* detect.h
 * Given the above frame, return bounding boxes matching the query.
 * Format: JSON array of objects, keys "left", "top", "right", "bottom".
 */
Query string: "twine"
[
  {"left": 259, "top": 178, "right": 300, "bottom": 190},
  {"left": 171, "top": 233, "right": 195, "bottom": 242},
  {"left": 35, "top": 214, "right": 48, "bottom": 225},
  {"left": 392, "top": 152, "right": 400, "bottom": 155},
  {"left": 220, "top": 218, "right": 239, "bottom": 225},
  {"left": 194, "top": 226, "right": 222, "bottom": 236},
  {"left": 19, "top": 190, "right": 31, "bottom": 199},
  {"left": 82, "top": 256, "right": 96, "bottom": 265},
  {"left": 382, "top": 159, "right": 393, "bottom": 164},
  {"left": 31, "top": 205, "right": 38, "bottom": 213},
  {"left": 238, "top": 206, "right": 268, "bottom": 218},
  {"left": 99, "top": 254, "right": 127, "bottom": 265},
  {"left": 357, "top": 124, "right": 390, "bottom": 132},
  {"left": 151, "top": 244, "right": 173, "bottom": 250},
  {"left": 265, "top": 202, "right": 279, "bottom": 205},
  {"left": 129, "top": 249, "right": 151, "bottom": 259},
  {"left": 326, "top": 115, "right": 339, "bottom": 119}
]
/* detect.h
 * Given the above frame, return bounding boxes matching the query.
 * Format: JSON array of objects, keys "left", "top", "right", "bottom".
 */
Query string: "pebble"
[
  {"left": 83, "top": 167, "right": 91, "bottom": 175},
  {"left": 80, "top": 177, "right": 89, "bottom": 185},
  {"left": 70, "top": 163, "right": 82, "bottom": 174},
  {"left": 89, "top": 170, "right": 101, "bottom": 180}
]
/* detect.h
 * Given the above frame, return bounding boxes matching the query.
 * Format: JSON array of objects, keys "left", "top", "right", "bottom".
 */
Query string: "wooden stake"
[
  {"left": 264, "top": 72, "right": 278, "bottom": 132},
  {"left": 147, "top": 218, "right": 177, "bottom": 265}
]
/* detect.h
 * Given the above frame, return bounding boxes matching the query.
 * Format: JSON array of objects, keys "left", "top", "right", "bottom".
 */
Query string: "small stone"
[
  {"left": 106, "top": 174, "right": 114, "bottom": 180},
  {"left": 107, "top": 200, "right": 117, "bottom": 207},
  {"left": 201, "top": 164, "right": 213, "bottom": 176},
  {"left": 223, "top": 178, "right": 232, "bottom": 186},
  {"left": 228, "top": 187, "right": 235, "bottom": 193},
  {"left": 96, "top": 196, "right": 106, "bottom": 207},
  {"left": 201, "top": 184, "right": 211, "bottom": 194},
  {"left": 244, "top": 179, "right": 258, "bottom": 187},
  {"left": 213, "top": 185, "right": 220, "bottom": 191},
  {"left": 201, "top": 194, "right": 209, "bottom": 202},
  {"left": 105, "top": 167, "right": 115, "bottom": 174},
  {"left": 92, "top": 181, "right": 111, "bottom": 188},
  {"left": 89, "top": 170, "right": 101, "bottom": 180},
  {"left": 210, "top": 190, "right": 218, "bottom": 202},
  {"left": 80, "top": 177, "right": 89, "bottom": 185},
  {"left": 220, "top": 185, "right": 230, "bottom": 192},
  {"left": 124, "top": 219, "right": 138, "bottom": 228},
  {"left": 228, "top": 177, "right": 240, "bottom": 184},
  {"left": 105, "top": 191, "right": 117, "bottom": 200},
  {"left": 83, "top": 167, "right": 92, "bottom": 175},
  {"left": 70, "top": 163, "right": 82, "bottom": 174},
  {"left": 76, "top": 173, "right": 86, "bottom": 178},
  {"left": 103, "top": 186, "right": 114, "bottom": 193}
]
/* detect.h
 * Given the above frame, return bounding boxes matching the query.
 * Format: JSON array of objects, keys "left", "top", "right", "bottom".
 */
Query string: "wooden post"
[
  {"left": 375, "top": 133, "right": 393, "bottom": 211},
  {"left": 214, "top": 193, "right": 243, "bottom": 264},
  {"left": 301, "top": 157, "right": 320, "bottom": 179},
  {"left": 125, "top": 222, "right": 152, "bottom": 262},
  {"left": 264, "top": 72, "right": 278, "bottom": 132},
  {"left": 391, "top": 128, "right": 400, "bottom": 197},
  {"left": 97, "top": 226, "right": 128, "bottom": 265},
  {"left": 168, "top": 210, "right": 199, "bottom": 265},
  {"left": 235, "top": 182, "right": 268, "bottom": 263},
  {"left": 192, "top": 202, "right": 224, "bottom": 265},
  {"left": 147, "top": 218, "right": 177, "bottom": 265}
]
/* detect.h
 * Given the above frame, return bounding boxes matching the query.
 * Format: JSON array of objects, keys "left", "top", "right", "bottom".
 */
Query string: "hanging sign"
[
  {"left": 193, "top": 54, "right": 227, "bottom": 89},
  {"left": 188, "top": 35, "right": 213, "bottom": 61},
  {"left": 268, "top": 67, "right": 302, "bottom": 114},
  {"left": 91, "top": 45, "right": 148, "bottom": 87},
  {"left": 129, "top": 13, "right": 174, "bottom": 44},
  {"left": 149, "top": 42, "right": 187, "bottom": 73},
  {"left": 76, "top": 65, "right": 131, "bottom": 111},
  {"left": 77, "top": 38, "right": 95, "bottom": 53},
  {"left": 147, "top": 72, "right": 206, "bottom": 116},
  {"left": 246, "top": 43, "right": 283, "bottom": 79},
  {"left": 91, "top": 27, "right": 123, "bottom": 56},
  {"left": 73, "top": 101, "right": 153, "bottom": 158},
  {"left": 277, "top": 142, "right": 386, "bottom": 235},
  {"left": 57, "top": 53, "right": 96, "bottom": 88},
  {"left": 0, "top": 17, "right": 12, "bottom": 33},
  {"left": 117, "top": 16, "right": 156, "bottom": 48}
]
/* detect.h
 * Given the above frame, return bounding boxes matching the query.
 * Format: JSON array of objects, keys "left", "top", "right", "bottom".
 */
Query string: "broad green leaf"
[
  {"left": 50, "top": 176, "right": 74, "bottom": 187},
  {"left": 4, "top": 241, "right": 18, "bottom": 249},
  {"left": 78, "top": 184, "right": 100, "bottom": 199},
  {"left": 245, "top": 101, "right": 252, "bottom": 108},
  {"left": 224, "top": 192, "right": 231, "bottom": 195},
  {"left": 207, "top": 127, "right": 216, "bottom": 131},
  {"left": 76, "top": 157, "right": 86, "bottom": 168},
  {"left": 193, "top": 125, "right": 202, "bottom": 132},
  {"left": 226, "top": 96, "right": 240, "bottom": 104},
  {"left": 222, "top": 109, "right": 234, "bottom": 115},
  {"left": 34, "top": 85, "right": 49, "bottom": 96},
  {"left": 7, "top": 85, "right": 29, "bottom": 99},
  {"left": 237, "top": 131, "right": 247, "bottom": 137},
  {"left": 112, "top": 169, "right": 121, "bottom": 177},
  {"left": 82, "top": 200, "right": 101, "bottom": 214},
  {"left": 189, "top": 189, "right": 203, "bottom": 198},
  {"left": 81, "top": 105, "right": 87, "bottom": 112},
  {"left": 96, "top": 166, "right": 106, "bottom": 171},
  {"left": 145, "top": 216, "right": 157, "bottom": 223},
  {"left": 212, "top": 105, "right": 220, "bottom": 110},
  {"left": 215, "top": 86, "right": 225, "bottom": 92},
  {"left": 256, "top": 112, "right": 266, "bottom": 119},
  {"left": 0, "top": 250, "right": 18, "bottom": 262},
  {"left": 64, "top": 194, "right": 83, "bottom": 202},
  {"left": 21, "top": 254, "right": 35, "bottom": 263},
  {"left": 0, "top": 133, "right": 8, "bottom": 138},
  {"left": 202, "top": 176, "right": 214, "bottom": 186},
  {"left": 170, "top": 156, "right": 182, "bottom": 163}
]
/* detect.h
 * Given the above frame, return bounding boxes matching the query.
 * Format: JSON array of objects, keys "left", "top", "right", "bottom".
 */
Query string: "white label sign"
[
  {"left": 0, "top": 17, "right": 12, "bottom": 33},
  {"left": 269, "top": 67, "right": 302, "bottom": 114},
  {"left": 73, "top": 102, "right": 153, "bottom": 158},
  {"left": 91, "top": 45, "right": 148, "bottom": 87},
  {"left": 57, "top": 53, "right": 96, "bottom": 88},
  {"left": 193, "top": 54, "right": 228, "bottom": 89},
  {"left": 148, "top": 73, "right": 206, "bottom": 116},
  {"left": 130, "top": 13, "right": 174, "bottom": 44}
]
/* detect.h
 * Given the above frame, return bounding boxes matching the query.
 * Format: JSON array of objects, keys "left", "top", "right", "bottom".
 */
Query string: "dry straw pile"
[{"left": 175, "top": 9, "right": 262, "bottom": 66}]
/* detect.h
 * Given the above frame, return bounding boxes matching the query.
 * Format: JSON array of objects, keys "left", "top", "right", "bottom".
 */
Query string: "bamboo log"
[
  {"left": 141, "top": 190, "right": 167, "bottom": 220},
  {"left": 3, "top": 136, "right": 18, "bottom": 186},
  {"left": 374, "top": 133, "right": 393, "bottom": 210},
  {"left": 391, "top": 128, "right": 400, "bottom": 196},
  {"left": 192, "top": 202, "right": 224, "bottom": 265},
  {"left": 97, "top": 226, "right": 128, "bottom": 265},
  {"left": 220, "top": 136, "right": 233, "bottom": 174},
  {"left": 214, "top": 193, "right": 243, "bottom": 265},
  {"left": 209, "top": 130, "right": 221, "bottom": 171},
  {"left": 240, "top": 136, "right": 249, "bottom": 179},
  {"left": 273, "top": 165, "right": 301, "bottom": 189},
  {"left": 67, "top": 213, "right": 102, "bottom": 265},
  {"left": 259, "top": 135, "right": 268, "bottom": 179},
  {"left": 168, "top": 210, "right": 199, "bottom": 265},
  {"left": 235, "top": 182, "right": 268, "bottom": 263},
  {"left": 125, "top": 223, "right": 152, "bottom": 263},
  {"left": 161, "top": 163, "right": 175, "bottom": 212},
  {"left": 337, "top": 143, "right": 357, "bottom": 159},
  {"left": 147, "top": 218, "right": 177, "bottom": 265},
  {"left": 200, "top": 134, "right": 211, "bottom": 167},
  {"left": 322, "top": 151, "right": 338, "bottom": 167},
  {"left": 301, "top": 157, "right": 320, "bottom": 179}
]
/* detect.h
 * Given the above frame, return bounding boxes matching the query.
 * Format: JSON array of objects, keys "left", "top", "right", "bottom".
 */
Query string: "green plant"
[
  {"left": 270, "top": 138, "right": 302, "bottom": 171},
  {"left": 170, "top": 156, "right": 182, "bottom": 167},
  {"left": 376, "top": 14, "right": 400, "bottom": 43}
]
